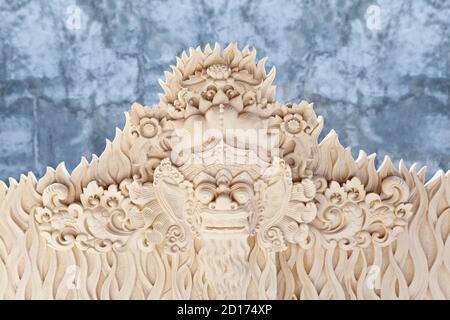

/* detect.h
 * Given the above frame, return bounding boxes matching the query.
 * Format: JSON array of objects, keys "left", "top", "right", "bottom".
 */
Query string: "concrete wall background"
[{"left": 0, "top": 0, "right": 449, "bottom": 182}]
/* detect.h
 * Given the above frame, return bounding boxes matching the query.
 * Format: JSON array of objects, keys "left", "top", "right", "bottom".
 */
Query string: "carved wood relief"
[{"left": 0, "top": 43, "right": 449, "bottom": 300}]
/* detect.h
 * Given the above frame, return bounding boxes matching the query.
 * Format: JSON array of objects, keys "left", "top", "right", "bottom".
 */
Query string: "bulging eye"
[
  {"left": 183, "top": 91, "right": 200, "bottom": 108},
  {"left": 243, "top": 91, "right": 256, "bottom": 106},
  {"left": 187, "top": 96, "right": 199, "bottom": 107},
  {"left": 201, "top": 85, "right": 217, "bottom": 102},
  {"left": 223, "top": 85, "right": 239, "bottom": 99},
  {"left": 230, "top": 183, "right": 253, "bottom": 205},
  {"left": 195, "top": 182, "right": 216, "bottom": 205}
]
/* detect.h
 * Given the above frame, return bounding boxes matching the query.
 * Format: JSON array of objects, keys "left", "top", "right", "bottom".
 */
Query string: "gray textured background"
[{"left": 0, "top": 0, "right": 449, "bottom": 182}]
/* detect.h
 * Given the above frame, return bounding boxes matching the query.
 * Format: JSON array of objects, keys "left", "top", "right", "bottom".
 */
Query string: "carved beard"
[{"left": 199, "top": 237, "right": 251, "bottom": 299}]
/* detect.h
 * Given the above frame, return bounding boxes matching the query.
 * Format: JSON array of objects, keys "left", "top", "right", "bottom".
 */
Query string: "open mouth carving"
[
  {"left": 204, "top": 226, "right": 246, "bottom": 232},
  {"left": 200, "top": 212, "right": 249, "bottom": 235}
]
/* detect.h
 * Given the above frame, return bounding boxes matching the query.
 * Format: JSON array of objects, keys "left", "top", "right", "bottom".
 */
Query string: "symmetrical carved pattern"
[
  {"left": 311, "top": 176, "right": 413, "bottom": 250},
  {"left": 0, "top": 43, "right": 449, "bottom": 299}
]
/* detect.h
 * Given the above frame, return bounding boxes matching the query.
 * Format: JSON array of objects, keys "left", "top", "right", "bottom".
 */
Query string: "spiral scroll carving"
[{"left": 312, "top": 177, "right": 413, "bottom": 250}]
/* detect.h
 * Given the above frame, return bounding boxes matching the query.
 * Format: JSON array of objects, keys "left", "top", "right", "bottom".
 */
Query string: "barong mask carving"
[{"left": 0, "top": 43, "right": 448, "bottom": 300}]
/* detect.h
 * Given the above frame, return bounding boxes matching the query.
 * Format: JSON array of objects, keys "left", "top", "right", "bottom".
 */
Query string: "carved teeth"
[
  {"left": 200, "top": 211, "right": 249, "bottom": 235},
  {"left": 204, "top": 226, "right": 246, "bottom": 232}
]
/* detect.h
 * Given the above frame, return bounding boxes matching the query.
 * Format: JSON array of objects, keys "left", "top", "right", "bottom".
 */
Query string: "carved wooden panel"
[{"left": 0, "top": 43, "right": 449, "bottom": 300}]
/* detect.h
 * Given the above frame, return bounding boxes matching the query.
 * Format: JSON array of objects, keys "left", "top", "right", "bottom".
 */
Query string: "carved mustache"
[{"left": 199, "top": 89, "right": 244, "bottom": 114}]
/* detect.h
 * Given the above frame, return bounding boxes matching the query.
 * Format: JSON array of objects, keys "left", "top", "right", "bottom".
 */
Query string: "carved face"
[
  {"left": 152, "top": 152, "right": 306, "bottom": 254},
  {"left": 171, "top": 63, "right": 273, "bottom": 162},
  {"left": 151, "top": 155, "right": 298, "bottom": 299},
  {"left": 193, "top": 169, "right": 257, "bottom": 239},
  {"left": 171, "top": 63, "right": 262, "bottom": 119}
]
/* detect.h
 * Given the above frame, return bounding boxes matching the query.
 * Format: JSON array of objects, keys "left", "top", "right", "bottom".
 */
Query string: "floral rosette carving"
[
  {"left": 281, "top": 102, "right": 320, "bottom": 136},
  {"left": 312, "top": 176, "right": 414, "bottom": 249},
  {"left": 267, "top": 101, "right": 321, "bottom": 140},
  {"left": 126, "top": 102, "right": 175, "bottom": 181},
  {"left": 265, "top": 101, "right": 323, "bottom": 181}
]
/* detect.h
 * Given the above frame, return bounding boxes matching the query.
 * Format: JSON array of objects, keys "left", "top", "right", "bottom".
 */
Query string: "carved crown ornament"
[{"left": 0, "top": 43, "right": 449, "bottom": 300}]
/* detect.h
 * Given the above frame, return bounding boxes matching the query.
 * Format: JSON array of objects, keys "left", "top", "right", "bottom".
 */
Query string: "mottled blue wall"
[{"left": 0, "top": 0, "right": 449, "bottom": 181}]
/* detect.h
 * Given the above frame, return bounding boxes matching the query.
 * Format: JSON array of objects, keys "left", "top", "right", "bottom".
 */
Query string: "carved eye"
[
  {"left": 173, "top": 100, "right": 183, "bottom": 108},
  {"left": 223, "top": 85, "right": 239, "bottom": 99},
  {"left": 182, "top": 90, "right": 200, "bottom": 108},
  {"left": 187, "top": 96, "right": 199, "bottom": 108},
  {"left": 195, "top": 182, "right": 216, "bottom": 205},
  {"left": 230, "top": 183, "right": 253, "bottom": 205},
  {"left": 201, "top": 85, "right": 217, "bottom": 102},
  {"left": 243, "top": 91, "right": 256, "bottom": 106}
]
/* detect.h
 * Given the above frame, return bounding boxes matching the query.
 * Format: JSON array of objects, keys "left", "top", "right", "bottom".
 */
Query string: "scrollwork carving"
[
  {"left": 34, "top": 179, "right": 174, "bottom": 253},
  {"left": 312, "top": 176, "right": 413, "bottom": 249}
]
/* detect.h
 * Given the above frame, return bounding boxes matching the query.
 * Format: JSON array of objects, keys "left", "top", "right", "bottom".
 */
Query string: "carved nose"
[
  {"left": 208, "top": 194, "right": 238, "bottom": 210},
  {"left": 208, "top": 201, "right": 238, "bottom": 211},
  {"left": 212, "top": 90, "right": 229, "bottom": 105}
]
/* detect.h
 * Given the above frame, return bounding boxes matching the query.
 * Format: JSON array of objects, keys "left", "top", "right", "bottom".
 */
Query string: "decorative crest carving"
[{"left": 0, "top": 43, "right": 448, "bottom": 300}]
